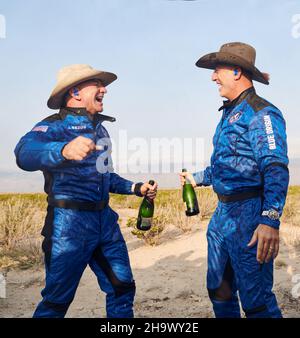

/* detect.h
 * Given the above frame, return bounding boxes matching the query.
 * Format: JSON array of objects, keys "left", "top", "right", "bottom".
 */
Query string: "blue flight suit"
[
  {"left": 193, "top": 87, "right": 289, "bottom": 318},
  {"left": 15, "top": 108, "right": 136, "bottom": 318}
]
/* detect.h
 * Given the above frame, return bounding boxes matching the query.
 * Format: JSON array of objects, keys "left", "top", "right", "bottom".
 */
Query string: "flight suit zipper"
[
  {"left": 212, "top": 109, "right": 229, "bottom": 164},
  {"left": 92, "top": 118, "right": 104, "bottom": 201}
]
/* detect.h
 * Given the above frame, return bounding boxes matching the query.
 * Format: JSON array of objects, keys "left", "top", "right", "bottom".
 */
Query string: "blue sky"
[{"left": 0, "top": 0, "right": 299, "bottom": 190}]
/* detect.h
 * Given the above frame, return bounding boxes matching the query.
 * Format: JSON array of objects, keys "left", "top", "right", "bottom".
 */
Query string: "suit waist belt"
[
  {"left": 48, "top": 197, "right": 109, "bottom": 211},
  {"left": 217, "top": 189, "right": 262, "bottom": 203}
]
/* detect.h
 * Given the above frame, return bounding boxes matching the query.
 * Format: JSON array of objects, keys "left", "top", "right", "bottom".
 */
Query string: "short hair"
[
  {"left": 241, "top": 69, "right": 253, "bottom": 82},
  {"left": 62, "top": 91, "right": 71, "bottom": 108},
  {"left": 216, "top": 63, "right": 253, "bottom": 82}
]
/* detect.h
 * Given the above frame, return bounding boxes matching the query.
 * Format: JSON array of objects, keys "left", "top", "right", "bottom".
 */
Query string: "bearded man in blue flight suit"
[
  {"left": 180, "top": 42, "right": 289, "bottom": 318},
  {"left": 15, "top": 64, "right": 157, "bottom": 318}
]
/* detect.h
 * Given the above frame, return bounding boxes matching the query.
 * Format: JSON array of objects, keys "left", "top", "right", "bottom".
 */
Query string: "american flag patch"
[{"left": 32, "top": 125, "right": 49, "bottom": 132}]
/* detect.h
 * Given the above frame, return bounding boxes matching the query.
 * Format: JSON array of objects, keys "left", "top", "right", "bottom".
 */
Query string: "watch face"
[{"left": 269, "top": 209, "right": 280, "bottom": 220}]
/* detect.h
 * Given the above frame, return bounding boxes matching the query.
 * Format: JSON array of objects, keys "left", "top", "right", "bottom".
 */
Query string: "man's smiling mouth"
[{"left": 95, "top": 95, "right": 103, "bottom": 102}]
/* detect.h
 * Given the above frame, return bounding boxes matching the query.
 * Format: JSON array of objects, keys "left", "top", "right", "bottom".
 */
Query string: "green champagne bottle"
[
  {"left": 136, "top": 180, "right": 155, "bottom": 231},
  {"left": 182, "top": 169, "right": 200, "bottom": 216}
]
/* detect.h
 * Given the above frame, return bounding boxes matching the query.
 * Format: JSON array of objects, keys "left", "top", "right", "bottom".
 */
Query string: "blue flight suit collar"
[
  {"left": 58, "top": 107, "right": 116, "bottom": 123},
  {"left": 218, "top": 86, "right": 256, "bottom": 112}
]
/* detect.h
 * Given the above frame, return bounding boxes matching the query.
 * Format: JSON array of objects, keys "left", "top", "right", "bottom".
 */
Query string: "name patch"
[
  {"left": 263, "top": 115, "right": 276, "bottom": 150},
  {"left": 67, "top": 125, "right": 87, "bottom": 130}
]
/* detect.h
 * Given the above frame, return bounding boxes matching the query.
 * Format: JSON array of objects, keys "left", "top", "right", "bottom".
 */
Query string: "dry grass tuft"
[
  {"left": 0, "top": 194, "right": 46, "bottom": 270},
  {"left": 0, "top": 186, "right": 299, "bottom": 270},
  {"left": 0, "top": 196, "right": 45, "bottom": 247}
]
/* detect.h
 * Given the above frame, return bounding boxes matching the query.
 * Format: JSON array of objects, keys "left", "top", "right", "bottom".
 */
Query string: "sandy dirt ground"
[{"left": 1, "top": 208, "right": 300, "bottom": 318}]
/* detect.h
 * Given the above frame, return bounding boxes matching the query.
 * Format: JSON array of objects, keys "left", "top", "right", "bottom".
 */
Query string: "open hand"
[{"left": 247, "top": 224, "right": 280, "bottom": 264}]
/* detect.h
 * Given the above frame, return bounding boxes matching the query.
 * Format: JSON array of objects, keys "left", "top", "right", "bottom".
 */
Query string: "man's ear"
[
  {"left": 69, "top": 87, "right": 81, "bottom": 100},
  {"left": 233, "top": 67, "right": 242, "bottom": 80}
]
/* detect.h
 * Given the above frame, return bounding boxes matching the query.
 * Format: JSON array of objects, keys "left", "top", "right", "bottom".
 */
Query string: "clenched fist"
[
  {"left": 62, "top": 136, "right": 97, "bottom": 161},
  {"left": 140, "top": 181, "right": 158, "bottom": 200}
]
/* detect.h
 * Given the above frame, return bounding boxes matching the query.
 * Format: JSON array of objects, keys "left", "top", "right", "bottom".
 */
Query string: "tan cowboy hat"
[
  {"left": 47, "top": 64, "right": 117, "bottom": 109},
  {"left": 195, "top": 42, "right": 269, "bottom": 85}
]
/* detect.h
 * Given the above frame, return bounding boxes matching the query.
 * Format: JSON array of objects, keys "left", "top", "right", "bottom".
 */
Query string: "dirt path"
[{"left": 1, "top": 209, "right": 300, "bottom": 318}]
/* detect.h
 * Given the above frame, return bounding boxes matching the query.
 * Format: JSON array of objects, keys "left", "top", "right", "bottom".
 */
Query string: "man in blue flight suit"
[
  {"left": 15, "top": 64, "right": 157, "bottom": 318},
  {"left": 180, "top": 42, "right": 289, "bottom": 317}
]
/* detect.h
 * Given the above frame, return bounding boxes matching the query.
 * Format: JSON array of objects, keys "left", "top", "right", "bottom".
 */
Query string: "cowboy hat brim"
[
  {"left": 195, "top": 51, "right": 269, "bottom": 85},
  {"left": 47, "top": 70, "right": 117, "bottom": 109}
]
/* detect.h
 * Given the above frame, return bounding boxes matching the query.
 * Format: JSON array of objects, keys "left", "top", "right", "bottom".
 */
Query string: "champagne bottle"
[
  {"left": 136, "top": 180, "right": 155, "bottom": 231},
  {"left": 182, "top": 169, "right": 200, "bottom": 216}
]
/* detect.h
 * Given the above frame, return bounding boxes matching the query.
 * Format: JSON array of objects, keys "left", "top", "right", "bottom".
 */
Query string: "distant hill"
[{"left": 1, "top": 158, "right": 299, "bottom": 192}]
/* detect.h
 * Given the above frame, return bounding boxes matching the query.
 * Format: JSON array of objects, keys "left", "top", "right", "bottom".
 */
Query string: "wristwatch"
[{"left": 262, "top": 209, "right": 280, "bottom": 220}]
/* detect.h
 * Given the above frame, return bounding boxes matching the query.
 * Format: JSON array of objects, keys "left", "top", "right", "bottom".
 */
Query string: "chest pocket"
[
  {"left": 224, "top": 110, "right": 251, "bottom": 162},
  {"left": 231, "top": 124, "right": 261, "bottom": 176},
  {"left": 63, "top": 125, "right": 94, "bottom": 144},
  {"left": 215, "top": 124, "right": 239, "bottom": 157}
]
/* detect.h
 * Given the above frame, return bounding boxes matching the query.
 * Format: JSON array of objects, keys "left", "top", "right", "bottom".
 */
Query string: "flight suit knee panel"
[
  {"left": 43, "top": 300, "right": 72, "bottom": 314},
  {"left": 92, "top": 246, "right": 135, "bottom": 298},
  {"left": 243, "top": 304, "right": 269, "bottom": 318}
]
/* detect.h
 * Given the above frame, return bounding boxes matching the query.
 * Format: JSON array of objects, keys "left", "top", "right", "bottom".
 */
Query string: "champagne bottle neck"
[
  {"left": 144, "top": 196, "right": 154, "bottom": 204},
  {"left": 185, "top": 178, "right": 192, "bottom": 185}
]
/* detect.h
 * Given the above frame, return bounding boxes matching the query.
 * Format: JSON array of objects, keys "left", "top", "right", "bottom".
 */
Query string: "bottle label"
[{"left": 140, "top": 217, "right": 152, "bottom": 229}]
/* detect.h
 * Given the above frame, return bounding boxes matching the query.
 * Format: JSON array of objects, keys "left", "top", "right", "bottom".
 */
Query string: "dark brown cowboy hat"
[{"left": 195, "top": 42, "right": 269, "bottom": 85}]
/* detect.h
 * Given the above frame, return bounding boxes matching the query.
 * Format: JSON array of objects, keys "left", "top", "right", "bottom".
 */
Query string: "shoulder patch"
[
  {"left": 42, "top": 113, "right": 62, "bottom": 123},
  {"left": 229, "top": 111, "right": 242, "bottom": 124},
  {"left": 247, "top": 94, "right": 269, "bottom": 113},
  {"left": 247, "top": 94, "right": 271, "bottom": 113},
  {"left": 32, "top": 125, "right": 49, "bottom": 132}
]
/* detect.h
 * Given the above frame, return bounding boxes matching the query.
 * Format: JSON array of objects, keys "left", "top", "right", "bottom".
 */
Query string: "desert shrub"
[
  {"left": 281, "top": 187, "right": 300, "bottom": 226},
  {"left": 0, "top": 194, "right": 46, "bottom": 270},
  {"left": 127, "top": 215, "right": 166, "bottom": 246},
  {"left": 196, "top": 188, "right": 217, "bottom": 219},
  {"left": 0, "top": 196, "right": 45, "bottom": 248}
]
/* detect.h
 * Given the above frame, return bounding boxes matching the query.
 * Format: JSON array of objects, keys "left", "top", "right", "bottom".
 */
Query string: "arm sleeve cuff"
[
  {"left": 133, "top": 182, "right": 144, "bottom": 197},
  {"left": 192, "top": 167, "right": 212, "bottom": 186},
  {"left": 192, "top": 171, "right": 204, "bottom": 186},
  {"left": 109, "top": 173, "right": 135, "bottom": 195},
  {"left": 258, "top": 216, "right": 280, "bottom": 229}
]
